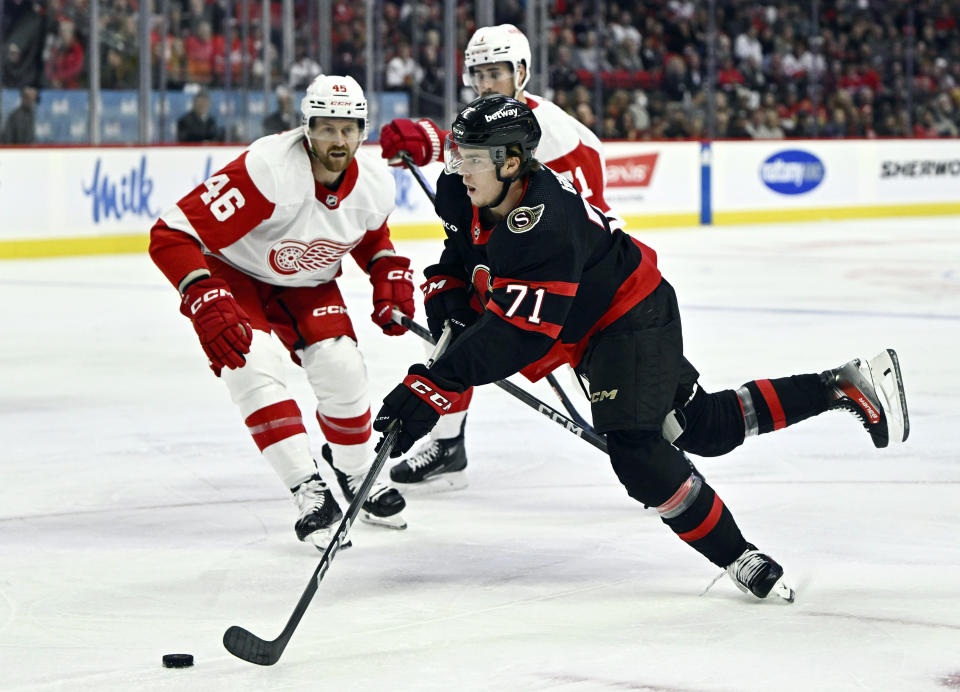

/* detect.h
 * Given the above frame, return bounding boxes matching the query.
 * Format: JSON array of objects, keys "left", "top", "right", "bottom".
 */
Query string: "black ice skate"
[
  {"left": 291, "top": 473, "right": 343, "bottom": 549},
  {"left": 726, "top": 544, "right": 795, "bottom": 602},
  {"left": 389, "top": 433, "right": 468, "bottom": 492},
  {"left": 321, "top": 444, "right": 407, "bottom": 530},
  {"left": 822, "top": 348, "right": 909, "bottom": 448}
]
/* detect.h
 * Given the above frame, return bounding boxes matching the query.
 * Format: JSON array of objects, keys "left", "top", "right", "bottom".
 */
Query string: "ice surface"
[{"left": 2, "top": 217, "right": 958, "bottom": 691}]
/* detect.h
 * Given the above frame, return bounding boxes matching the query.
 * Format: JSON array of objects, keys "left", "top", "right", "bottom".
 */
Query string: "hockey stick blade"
[
  {"left": 223, "top": 625, "right": 282, "bottom": 666},
  {"left": 222, "top": 424, "right": 401, "bottom": 665}
]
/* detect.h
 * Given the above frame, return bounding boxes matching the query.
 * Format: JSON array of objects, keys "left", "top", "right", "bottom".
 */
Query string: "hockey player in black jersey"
[{"left": 374, "top": 95, "right": 909, "bottom": 602}]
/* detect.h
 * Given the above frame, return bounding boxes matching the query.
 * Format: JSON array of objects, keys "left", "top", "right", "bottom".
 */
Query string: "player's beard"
[{"left": 313, "top": 143, "right": 356, "bottom": 174}]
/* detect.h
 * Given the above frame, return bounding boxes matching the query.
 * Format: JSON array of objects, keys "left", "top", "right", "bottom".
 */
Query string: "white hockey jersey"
[
  {"left": 523, "top": 92, "right": 611, "bottom": 216},
  {"left": 157, "top": 129, "right": 396, "bottom": 288}
]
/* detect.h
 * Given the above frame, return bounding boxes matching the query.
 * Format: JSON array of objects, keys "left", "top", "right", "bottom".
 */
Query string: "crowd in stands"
[{"left": 2, "top": 0, "right": 960, "bottom": 142}]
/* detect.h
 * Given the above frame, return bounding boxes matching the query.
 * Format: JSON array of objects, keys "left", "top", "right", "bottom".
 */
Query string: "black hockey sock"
[
  {"left": 737, "top": 374, "right": 828, "bottom": 436},
  {"left": 659, "top": 477, "right": 748, "bottom": 568}
]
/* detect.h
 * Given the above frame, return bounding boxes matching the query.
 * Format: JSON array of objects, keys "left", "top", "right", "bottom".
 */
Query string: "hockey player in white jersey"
[
  {"left": 150, "top": 75, "right": 415, "bottom": 548},
  {"left": 379, "top": 23, "right": 618, "bottom": 489}
]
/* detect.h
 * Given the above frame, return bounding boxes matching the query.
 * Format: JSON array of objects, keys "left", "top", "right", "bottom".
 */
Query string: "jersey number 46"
[{"left": 200, "top": 173, "right": 246, "bottom": 221}]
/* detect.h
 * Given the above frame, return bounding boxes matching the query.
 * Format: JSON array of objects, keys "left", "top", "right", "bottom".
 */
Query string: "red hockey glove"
[
  {"left": 379, "top": 118, "right": 444, "bottom": 167},
  {"left": 373, "top": 364, "right": 464, "bottom": 456},
  {"left": 421, "top": 264, "right": 479, "bottom": 341},
  {"left": 370, "top": 255, "right": 415, "bottom": 335},
  {"left": 180, "top": 277, "right": 253, "bottom": 373}
]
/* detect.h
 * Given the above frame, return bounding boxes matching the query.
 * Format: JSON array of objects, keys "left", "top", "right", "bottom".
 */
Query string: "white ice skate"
[
  {"left": 824, "top": 348, "right": 909, "bottom": 448},
  {"left": 321, "top": 444, "right": 407, "bottom": 529},
  {"left": 291, "top": 473, "right": 343, "bottom": 549}
]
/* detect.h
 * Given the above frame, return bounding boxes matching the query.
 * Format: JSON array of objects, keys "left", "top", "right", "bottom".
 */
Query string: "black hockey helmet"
[{"left": 444, "top": 95, "right": 541, "bottom": 180}]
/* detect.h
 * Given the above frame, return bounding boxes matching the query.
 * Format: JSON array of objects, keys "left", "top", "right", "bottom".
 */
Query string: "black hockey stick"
[
  {"left": 223, "top": 327, "right": 454, "bottom": 665},
  {"left": 395, "top": 152, "right": 592, "bottom": 431},
  {"left": 394, "top": 311, "right": 608, "bottom": 454}
]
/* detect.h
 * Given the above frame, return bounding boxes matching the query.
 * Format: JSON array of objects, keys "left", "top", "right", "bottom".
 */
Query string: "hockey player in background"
[
  {"left": 149, "top": 75, "right": 415, "bottom": 548},
  {"left": 373, "top": 96, "right": 909, "bottom": 601},
  {"left": 380, "top": 23, "right": 616, "bottom": 489}
]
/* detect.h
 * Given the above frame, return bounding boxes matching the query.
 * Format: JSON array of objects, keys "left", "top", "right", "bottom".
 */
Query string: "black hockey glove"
[
  {"left": 420, "top": 263, "right": 479, "bottom": 341},
  {"left": 374, "top": 364, "right": 465, "bottom": 457}
]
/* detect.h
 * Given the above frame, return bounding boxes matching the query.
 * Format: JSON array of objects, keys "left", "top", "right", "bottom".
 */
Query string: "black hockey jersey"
[{"left": 427, "top": 165, "right": 662, "bottom": 389}]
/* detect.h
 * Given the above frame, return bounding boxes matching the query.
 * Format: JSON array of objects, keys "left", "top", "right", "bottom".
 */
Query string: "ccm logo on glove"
[
  {"left": 187, "top": 286, "right": 235, "bottom": 315},
  {"left": 387, "top": 268, "right": 414, "bottom": 282},
  {"left": 404, "top": 376, "right": 455, "bottom": 413}
]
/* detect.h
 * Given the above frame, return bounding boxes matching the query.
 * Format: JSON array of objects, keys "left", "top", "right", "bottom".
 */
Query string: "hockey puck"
[{"left": 162, "top": 653, "right": 194, "bottom": 668}]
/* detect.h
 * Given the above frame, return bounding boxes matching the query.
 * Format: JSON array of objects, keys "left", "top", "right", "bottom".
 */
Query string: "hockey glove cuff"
[
  {"left": 379, "top": 118, "right": 444, "bottom": 167},
  {"left": 374, "top": 364, "right": 464, "bottom": 457},
  {"left": 370, "top": 255, "right": 415, "bottom": 335}
]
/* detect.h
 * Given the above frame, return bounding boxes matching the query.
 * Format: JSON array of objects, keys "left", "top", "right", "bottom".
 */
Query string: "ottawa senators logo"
[
  {"left": 507, "top": 204, "right": 545, "bottom": 233},
  {"left": 268, "top": 238, "right": 357, "bottom": 275}
]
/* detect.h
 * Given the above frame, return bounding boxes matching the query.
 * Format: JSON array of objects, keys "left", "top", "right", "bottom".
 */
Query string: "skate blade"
[
  {"left": 393, "top": 471, "right": 469, "bottom": 494},
  {"left": 769, "top": 578, "right": 796, "bottom": 604},
  {"left": 359, "top": 510, "right": 407, "bottom": 530},
  {"left": 868, "top": 349, "right": 909, "bottom": 445},
  {"left": 304, "top": 527, "right": 335, "bottom": 549}
]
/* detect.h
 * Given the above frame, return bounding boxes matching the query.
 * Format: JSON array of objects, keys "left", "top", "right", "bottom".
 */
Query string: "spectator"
[
  {"left": 288, "top": 44, "right": 321, "bottom": 90},
  {"left": 263, "top": 86, "right": 295, "bottom": 135},
  {"left": 177, "top": 89, "right": 223, "bottom": 142},
  {"left": 1, "top": 85, "right": 37, "bottom": 144},
  {"left": 735, "top": 24, "right": 763, "bottom": 65},
  {"left": 102, "top": 42, "right": 137, "bottom": 89},
  {"left": 385, "top": 42, "right": 423, "bottom": 91},
  {"left": 45, "top": 18, "right": 85, "bottom": 89},
  {"left": 754, "top": 108, "right": 785, "bottom": 139},
  {"left": 2, "top": 0, "right": 48, "bottom": 88},
  {"left": 184, "top": 20, "right": 215, "bottom": 85}
]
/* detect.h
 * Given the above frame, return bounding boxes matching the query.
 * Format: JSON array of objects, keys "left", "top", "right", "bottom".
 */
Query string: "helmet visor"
[
  {"left": 306, "top": 117, "right": 363, "bottom": 145},
  {"left": 443, "top": 134, "right": 500, "bottom": 176}
]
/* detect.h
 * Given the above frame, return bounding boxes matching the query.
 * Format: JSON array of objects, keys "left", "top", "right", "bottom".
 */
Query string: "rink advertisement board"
[
  {"left": 711, "top": 139, "right": 960, "bottom": 224},
  {"left": 0, "top": 145, "right": 244, "bottom": 255},
  {"left": 1, "top": 139, "right": 958, "bottom": 258}
]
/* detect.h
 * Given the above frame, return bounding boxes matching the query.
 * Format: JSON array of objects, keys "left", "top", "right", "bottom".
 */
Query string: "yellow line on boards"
[
  {"left": 0, "top": 234, "right": 149, "bottom": 260},
  {"left": 713, "top": 203, "right": 960, "bottom": 225},
  {"left": 2, "top": 205, "right": 955, "bottom": 259}
]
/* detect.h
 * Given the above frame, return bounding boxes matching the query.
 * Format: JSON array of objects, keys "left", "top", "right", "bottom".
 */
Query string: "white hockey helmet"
[
  {"left": 462, "top": 24, "right": 531, "bottom": 96},
  {"left": 300, "top": 74, "right": 369, "bottom": 142}
]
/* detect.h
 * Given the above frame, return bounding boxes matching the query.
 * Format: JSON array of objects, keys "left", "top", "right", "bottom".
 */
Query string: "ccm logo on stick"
[{"left": 313, "top": 305, "right": 348, "bottom": 316}]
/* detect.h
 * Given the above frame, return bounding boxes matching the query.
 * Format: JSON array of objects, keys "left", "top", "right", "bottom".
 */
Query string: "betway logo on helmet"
[
  {"left": 606, "top": 153, "right": 659, "bottom": 188},
  {"left": 485, "top": 107, "right": 518, "bottom": 123}
]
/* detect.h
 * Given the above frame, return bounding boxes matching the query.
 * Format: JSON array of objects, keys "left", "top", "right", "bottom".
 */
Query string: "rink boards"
[{"left": 1, "top": 138, "right": 959, "bottom": 258}]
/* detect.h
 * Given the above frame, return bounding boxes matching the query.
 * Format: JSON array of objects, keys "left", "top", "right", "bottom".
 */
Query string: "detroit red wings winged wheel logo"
[{"left": 268, "top": 238, "right": 357, "bottom": 276}]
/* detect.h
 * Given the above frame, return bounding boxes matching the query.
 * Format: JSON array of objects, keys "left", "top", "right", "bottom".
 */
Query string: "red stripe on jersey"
[
  {"left": 350, "top": 220, "right": 396, "bottom": 270},
  {"left": 486, "top": 300, "right": 563, "bottom": 339},
  {"left": 149, "top": 218, "right": 207, "bottom": 289},
  {"left": 316, "top": 408, "right": 372, "bottom": 445},
  {"left": 755, "top": 379, "right": 787, "bottom": 430},
  {"left": 490, "top": 277, "right": 579, "bottom": 296},
  {"left": 677, "top": 495, "right": 724, "bottom": 542},
  {"left": 519, "top": 244, "right": 662, "bottom": 382},
  {"left": 176, "top": 151, "right": 276, "bottom": 253},
  {"left": 542, "top": 144, "right": 611, "bottom": 214},
  {"left": 245, "top": 400, "right": 306, "bottom": 451}
]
